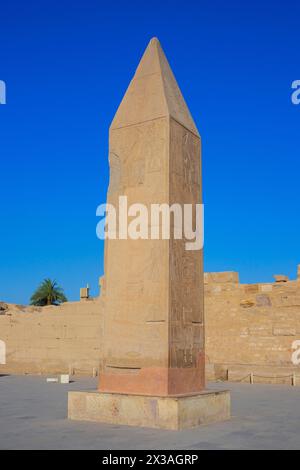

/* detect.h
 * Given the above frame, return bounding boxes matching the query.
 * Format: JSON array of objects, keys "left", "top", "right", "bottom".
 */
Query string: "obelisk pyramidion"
[{"left": 68, "top": 38, "right": 230, "bottom": 429}]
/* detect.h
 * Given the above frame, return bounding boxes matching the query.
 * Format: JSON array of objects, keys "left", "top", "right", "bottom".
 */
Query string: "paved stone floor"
[{"left": 0, "top": 375, "right": 300, "bottom": 449}]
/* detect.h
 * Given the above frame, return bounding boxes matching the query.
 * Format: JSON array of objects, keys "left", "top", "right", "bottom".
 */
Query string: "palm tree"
[{"left": 30, "top": 279, "right": 67, "bottom": 306}]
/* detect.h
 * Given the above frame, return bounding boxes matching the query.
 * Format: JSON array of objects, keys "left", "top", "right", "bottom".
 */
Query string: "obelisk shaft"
[{"left": 99, "top": 38, "right": 204, "bottom": 396}]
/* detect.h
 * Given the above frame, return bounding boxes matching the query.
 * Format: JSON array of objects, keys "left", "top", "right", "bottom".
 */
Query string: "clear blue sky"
[{"left": 0, "top": 0, "right": 299, "bottom": 304}]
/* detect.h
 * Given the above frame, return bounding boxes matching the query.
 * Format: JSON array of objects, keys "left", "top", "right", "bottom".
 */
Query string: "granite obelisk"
[
  {"left": 100, "top": 37, "right": 204, "bottom": 396},
  {"left": 68, "top": 38, "right": 230, "bottom": 428}
]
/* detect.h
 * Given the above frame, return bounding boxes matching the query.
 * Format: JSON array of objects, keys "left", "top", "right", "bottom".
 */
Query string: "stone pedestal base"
[{"left": 68, "top": 389, "right": 230, "bottom": 430}]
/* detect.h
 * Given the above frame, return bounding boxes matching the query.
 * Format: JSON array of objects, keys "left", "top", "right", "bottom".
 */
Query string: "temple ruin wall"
[{"left": 1, "top": 267, "right": 300, "bottom": 382}]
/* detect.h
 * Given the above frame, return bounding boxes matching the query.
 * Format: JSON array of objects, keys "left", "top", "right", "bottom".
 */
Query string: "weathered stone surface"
[
  {"left": 0, "top": 302, "right": 8, "bottom": 314},
  {"left": 205, "top": 273, "right": 300, "bottom": 378},
  {"left": 68, "top": 389, "right": 230, "bottom": 430},
  {"left": 256, "top": 294, "right": 272, "bottom": 307},
  {"left": 204, "top": 272, "right": 239, "bottom": 284},
  {"left": 260, "top": 284, "right": 273, "bottom": 293},
  {"left": 244, "top": 284, "right": 259, "bottom": 294},
  {"left": 240, "top": 299, "right": 255, "bottom": 308},
  {"left": 272, "top": 294, "right": 300, "bottom": 307},
  {"left": 0, "top": 300, "right": 103, "bottom": 376},
  {"left": 80, "top": 287, "right": 89, "bottom": 300},
  {"left": 274, "top": 275, "right": 289, "bottom": 283},
  {"left": 100, "top": 38, "right": 204, "bottom": 397},
  {"left": 273, "top": 327, "right": 296, "bottom": 337},
  {"left": 59, "top": 374, "right": 70, "bottom": 384}
]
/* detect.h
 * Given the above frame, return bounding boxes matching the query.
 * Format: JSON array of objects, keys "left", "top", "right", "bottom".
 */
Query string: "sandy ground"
[{"left": 0, "top": 375, "right": 300, "bottom": 450}]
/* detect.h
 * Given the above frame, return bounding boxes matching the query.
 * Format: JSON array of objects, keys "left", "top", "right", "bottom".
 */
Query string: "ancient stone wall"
[
  {"left": 0, "top": 299, "right": 103, "bottom": 376},
  {"left": 205, "top": 268, "right": 300, "bottom": 382},
  {"left": 1, "top": 268, "right": 300, "bottom": 382}
]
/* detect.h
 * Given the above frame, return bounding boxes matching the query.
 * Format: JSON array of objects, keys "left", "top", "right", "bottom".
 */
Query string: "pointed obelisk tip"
[
  {"left": 149, "top": 37, "right": 160, "bottom": 46},
  {"left": 111, "top": 36, "right": 200, "bottom": 137}
]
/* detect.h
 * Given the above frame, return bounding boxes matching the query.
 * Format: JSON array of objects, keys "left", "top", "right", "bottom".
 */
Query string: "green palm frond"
[{"left": 30, "top": 279, "right": 67, "bottom": 306}]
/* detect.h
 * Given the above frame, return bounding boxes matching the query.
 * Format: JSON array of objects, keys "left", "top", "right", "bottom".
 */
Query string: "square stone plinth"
[{"left": 68, "top": 389, "right": 230, "bottom": 430}]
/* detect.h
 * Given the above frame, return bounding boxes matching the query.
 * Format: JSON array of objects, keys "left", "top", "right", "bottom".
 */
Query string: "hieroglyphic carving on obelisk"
[{"left": 100, "top": 38, "right": 204, "bottom": 396}]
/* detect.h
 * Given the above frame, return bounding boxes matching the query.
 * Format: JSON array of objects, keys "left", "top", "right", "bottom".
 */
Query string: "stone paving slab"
[{"left": 0, "top": 375, "right": 300, "bottom": 449}]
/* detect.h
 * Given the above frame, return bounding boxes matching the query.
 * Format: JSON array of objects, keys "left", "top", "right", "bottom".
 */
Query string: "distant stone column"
[
  {"left": 80, "top": 285, "right": 89, "bottom": 301},
  {"left": 100, "top": 38, "right": 204, "bottom": 396}
]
